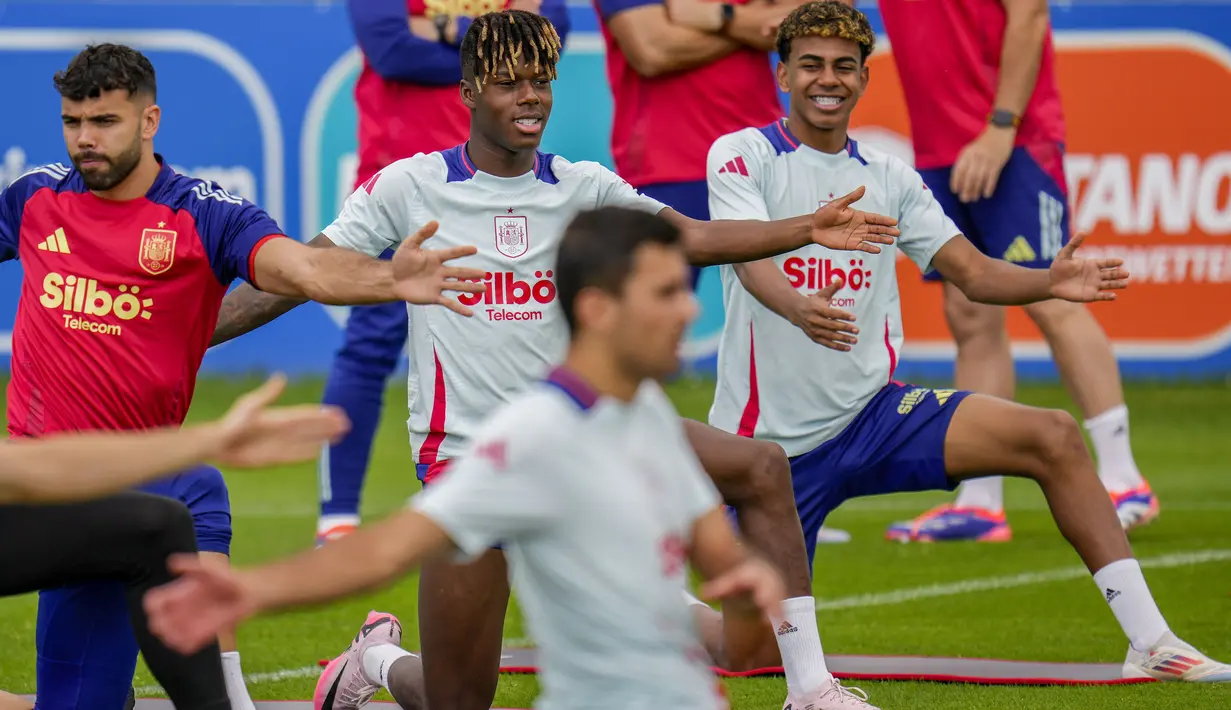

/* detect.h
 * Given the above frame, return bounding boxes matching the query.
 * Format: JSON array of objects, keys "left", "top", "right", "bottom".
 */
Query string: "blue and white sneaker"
[{"left": 885, "top": 504, "right": 1011, "bottom": 543}]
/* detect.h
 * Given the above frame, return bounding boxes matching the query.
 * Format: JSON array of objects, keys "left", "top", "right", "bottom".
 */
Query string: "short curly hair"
[
  {"left": 776, "top": 1, "right": 876, "bottom": 63},
  {"left": 53, "top": 44, "right": 157, "bottom": 102}
]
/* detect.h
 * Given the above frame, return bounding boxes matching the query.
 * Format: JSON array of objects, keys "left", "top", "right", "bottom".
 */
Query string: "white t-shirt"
[
  {"left": 414, "top": 372, "right": 725, "bottom": 710},
  {"left": 706, "top": 121, "right": 960, "bottom": 456},
  {"left": 323, "top": 145, "right": 666, "bottom": 462}
]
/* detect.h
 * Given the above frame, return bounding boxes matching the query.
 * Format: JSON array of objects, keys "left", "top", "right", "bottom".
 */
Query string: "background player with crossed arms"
[
  {"left": 0, "top": 44, "right": 486, "bottom": 710},
  {"left": 207, "top": 10, "right": 898, "bottom": 710},
  {"left": 705, "top": 5, "right": 1231, "bottom": 701}
]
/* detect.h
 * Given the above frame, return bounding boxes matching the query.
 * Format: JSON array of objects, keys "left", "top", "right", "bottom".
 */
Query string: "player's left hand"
[
  {"left": 1047, "top": 232, "right": 1131, "bottom": 302},
  {"left": 212, "top": 374, "right": 351, "bottom": 469},
  {"left": 951, "top": 126, "right": 1015, "bottom": 203},
  {"left": 698, "top": 556, "right": 786, "bottom": 621},
  {"left": 391, "top": 221, "right": 487, "bottom": 316},
  {"left": 144, "top": 554, "right": 259, "bottom": 655},
  {"left": 811, "top": 186, "right": 900, "bottom": 254}
]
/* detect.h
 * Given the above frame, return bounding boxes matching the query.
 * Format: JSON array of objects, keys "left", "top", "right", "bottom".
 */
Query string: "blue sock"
[
  {"left": 36, "top": 582, "right": 138, "bottom": 710},
  {"left": 319, "top": 301, "right": 408, "bottom": 521}
]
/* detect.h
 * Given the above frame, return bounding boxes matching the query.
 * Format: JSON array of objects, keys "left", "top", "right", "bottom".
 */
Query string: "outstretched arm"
[
  {"left": 932, "top": 232, "right": 1129, "bottom": 305},
  {"left": 662, "top": 186, "right": 898, "bottom": 267},
  {"left": 0, "top": 376, "right": 348, "bottom": 504}
]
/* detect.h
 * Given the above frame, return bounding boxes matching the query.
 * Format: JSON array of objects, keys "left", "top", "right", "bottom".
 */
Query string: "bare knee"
[
  {"left": 1021, "top": 408, "right": 1090, "bottom": 481},
  {"left": 1024, "top": 298, "right": 1086, "bottom": 334},
  {"left": 717, "top": 440, "right": 791, "bottom": 507}
]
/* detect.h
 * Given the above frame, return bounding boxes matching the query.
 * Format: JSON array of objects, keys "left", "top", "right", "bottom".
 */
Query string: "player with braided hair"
[{"left": 206, "top": 8, "right": 902, "bottom": 710}]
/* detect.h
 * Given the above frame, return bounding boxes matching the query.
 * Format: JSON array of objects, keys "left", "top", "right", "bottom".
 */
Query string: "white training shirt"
[
  {"left": 323, "top": 145, "right": 666, "bottom": 462},
  {"left": 413, "top": 370, "right": 725, "bottom": 710},
  {"left": 706, "top": 121, "right": 960, "bottom": 456}
]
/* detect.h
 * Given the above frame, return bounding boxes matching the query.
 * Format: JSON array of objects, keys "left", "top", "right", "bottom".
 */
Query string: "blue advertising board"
[{"left": 0, "top": 1, "right": 1229, "bottom": 379}]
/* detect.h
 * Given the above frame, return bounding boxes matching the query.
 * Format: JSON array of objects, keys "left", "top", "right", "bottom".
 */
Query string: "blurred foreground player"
[
  {"left": 0, "top": 375, "right": 348, "bottom": 710},
  {"left": 147, "top": 206, "right": 791, "bottom": 710},
  {"left": 707, "top": 1, "right": 1231, "bottom": 687},
  {"left": 207, "top": 10, "right": 899, "bottom": 709},
  {"left": 860, "top": 0, "right": 1157, "bottom": 541},
  {"left": 311, "top": 0, "right": 572, "bottom": 547},
  {"left": 0, "top": 44, "right": 484, "bottom": 710}
]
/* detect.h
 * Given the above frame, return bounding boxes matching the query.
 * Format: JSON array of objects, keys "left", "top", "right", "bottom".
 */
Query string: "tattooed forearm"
[{"left": 210, "top": 284, "right": 307, "bottom": 347}]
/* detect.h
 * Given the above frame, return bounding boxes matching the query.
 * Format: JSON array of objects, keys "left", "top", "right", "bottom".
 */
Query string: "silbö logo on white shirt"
[
  {"left": 457, "top": 270, "right": 557, "bottom": 322},
  {"left": 782, "top": 256, "right": 873, "bottom": 309}
]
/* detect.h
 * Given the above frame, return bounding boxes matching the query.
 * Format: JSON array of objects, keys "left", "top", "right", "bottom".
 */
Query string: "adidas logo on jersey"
[
  {"left": 717, "top": 156, "right": 750, "bottom": 177},
  {"left": 38, "top": 228, "right": 71, "bottom": 254},
  {"left": 1003, "top": 236, "right": 1037, "bottom": 263}
]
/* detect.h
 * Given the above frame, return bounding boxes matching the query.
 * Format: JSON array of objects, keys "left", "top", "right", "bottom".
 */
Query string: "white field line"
[
  {"left": 816, "top": 548, "right": 1231, "bottom": 611},
  {"left": 133, "top": 550, "right": 1231, "bottom": 695}
]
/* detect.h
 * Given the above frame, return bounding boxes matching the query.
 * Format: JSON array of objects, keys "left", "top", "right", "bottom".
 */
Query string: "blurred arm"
[
  {"left": 688, "top": 506, "right": 762, "bottom": 619},
  {"left": 0, "top": 425, "right": 227, "bottom": 504},
  {"left": 347, "top": 0, "right": 463, "bottom": 85},
  {"left": 601, "top": 0, "right": 741, "bottom": 78}
]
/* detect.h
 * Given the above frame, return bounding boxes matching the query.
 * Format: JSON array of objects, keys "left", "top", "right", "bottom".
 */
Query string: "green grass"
[{"left": 3, "top": 377, "right": 1231, "bottom": 709}]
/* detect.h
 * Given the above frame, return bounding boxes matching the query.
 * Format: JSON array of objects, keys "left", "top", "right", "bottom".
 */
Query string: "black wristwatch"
[
  {"left": 988, "top": 108, "right": 1021, "bottom": 129},
  {"left": 718, "top": 3, "right": 735, "bottom": 31},
  {"left": 434, "top": 14, "right": 454, "bottom": 44}
]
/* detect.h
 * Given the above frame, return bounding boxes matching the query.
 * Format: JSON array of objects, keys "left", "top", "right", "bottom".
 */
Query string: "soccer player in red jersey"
[
  {"left": 858, "top": 0, "right": 1159, "bottom": 542},
  {"left": 592, "top": 0, "right": 791, "bottom": 284},
  {"left": 0, "top": 44, "right": 483, "bottom": 710},
  {"left": 314, "top": 0, "right": 572, "bottom": 548}
]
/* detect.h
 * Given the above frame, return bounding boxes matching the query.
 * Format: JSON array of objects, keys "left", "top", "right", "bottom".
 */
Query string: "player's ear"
[
  {"left": 459, "top": 78, "right": 477, "bottom": 111},
  {"left": 776, "top": 61, "right": 789, "bottom": 93},
  {"left": 574, "top": 288, "right": 616, "bottom": 336},
  {"left": 141, "top": 103, "right": 160, "bottom": 141}
]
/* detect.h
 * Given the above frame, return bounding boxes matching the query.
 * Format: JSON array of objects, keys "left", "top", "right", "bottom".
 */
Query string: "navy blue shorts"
[
  {"left": 919, "top": 143, "right": 1070, "bottom": 281},
  {"left": 637, "top": 180, "right": 709, "bottom": 290},
  {"left": 35, "top": 465, "right": 231, "bottom": 709},
  {"left": 792, "top": 382, "right": 972, "bottom": 567}
]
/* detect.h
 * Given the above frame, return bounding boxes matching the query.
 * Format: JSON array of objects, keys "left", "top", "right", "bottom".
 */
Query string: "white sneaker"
[
  {"left": 816, "top": 527, "right": 852, "bottom": 544},
  {"left": 783, "top": 677, "right": 879, "bottom": 709},
  {"left": 1122, "top": 631, "right": 1231, "bottom": 682}
]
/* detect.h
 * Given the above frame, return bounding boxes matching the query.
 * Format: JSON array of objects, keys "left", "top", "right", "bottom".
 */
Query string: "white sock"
[
  {"left": 361, "top": 643, "right": 414, "bottom": 688},
  {"left": 1092, "top": 558, "right": 1169, "bottom": 652},
  {"left": 953, "top": 476, "right": 1004, "bottom": 513},
  {"left": 769, "top": 597, "right": 831, "bottom": 696},
  {"left": 1085, "top": 405, "right": 1145, "bottom": 491},
  {"left": 317, "top": 514, "right": 360, "bottom": 535},
  {"left": 221, "top": 651, "right": 257, "bottom": 710}
]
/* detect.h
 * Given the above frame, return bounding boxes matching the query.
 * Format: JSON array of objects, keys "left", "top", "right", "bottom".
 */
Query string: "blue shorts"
[
  {"left": 34, "top": 465, "right": 231, "bottom": 710},
  {"left": 637, "top": 180, "right": 709, "bottom": 290},
  {"left": 792, "top": 382, "right": 972, "bottom": 566},
  {"left": 919, "top": 143, "right": 1070, "bottom": 281}
]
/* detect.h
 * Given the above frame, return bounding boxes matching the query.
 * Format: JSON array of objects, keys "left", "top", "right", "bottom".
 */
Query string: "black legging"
[{"left": 0, "top": 491, "right": 230, "bottom": 710}]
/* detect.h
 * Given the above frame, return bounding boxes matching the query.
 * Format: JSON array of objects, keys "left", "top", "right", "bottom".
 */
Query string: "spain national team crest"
[
  {"left": 494, "top": 215, "right": 529, "bottom": 259},
  {"left": 138, "top": 227, "right": 178, "bottom": 275}
]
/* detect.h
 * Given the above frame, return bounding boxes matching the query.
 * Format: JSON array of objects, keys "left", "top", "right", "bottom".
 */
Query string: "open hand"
[
  {"left": 145, "top": 555, "right": 258, "bottom": 655},
  {"left": 211, "top": 375, "right": 350, "bottom": 469},
  {"left": 1047, "top": 233, "right": 1130, "bottom": 302},
  {"left": 950, "top": 126, "right": 1015, "bottom": 203},
  {"left": 811, "top": 186, "right": 900, "bottom": 254},
  {"left": 790, "top": 278, "right": 859, "bottom": 351},
  {"left": 698, "top": 556, "right": 786, "bottom": 622},
  {"left": 391, "top": 221, "right": 487, "bottom": 316}
]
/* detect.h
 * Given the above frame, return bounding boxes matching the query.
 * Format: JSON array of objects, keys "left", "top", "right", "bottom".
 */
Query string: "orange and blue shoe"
[
  {"left": 315, "top": 520, "right": 359, "bottom": 548},
  {"left": 1110, "top": 481, "right": 1160, "bottom": 532},
  {"left": 885, "top": 504, "right": 1012, "bottom": 543},
  {"left": 314, "top": 610, "right": 402, "bottom": 710}
]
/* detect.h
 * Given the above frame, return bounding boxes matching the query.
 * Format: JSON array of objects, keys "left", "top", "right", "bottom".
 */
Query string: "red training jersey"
[
  {"left": 0, "top": 158, "right": 287, "bottom": 436},
  {"left": 594, "top": 0, "right": 782, "bottom": 187},
  {"left": 877, "top": 0, "right": 1067, "bottom": 170}
]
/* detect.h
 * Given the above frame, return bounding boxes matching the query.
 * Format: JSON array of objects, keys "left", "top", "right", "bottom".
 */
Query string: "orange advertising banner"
[{"left": 850, "top": 32, "right": 1231, "bottom": 362}]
